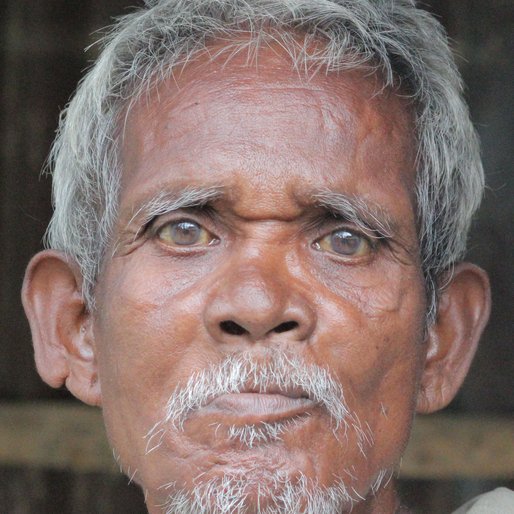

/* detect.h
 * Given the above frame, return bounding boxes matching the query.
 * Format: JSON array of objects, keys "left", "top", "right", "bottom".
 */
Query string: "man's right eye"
[{"left": 156, "top": 219, "right": 215, "bottom": 247}]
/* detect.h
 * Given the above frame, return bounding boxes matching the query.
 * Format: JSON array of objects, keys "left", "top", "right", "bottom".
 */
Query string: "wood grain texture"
[
  {"left": 403, "top": 414, "right": 514, "bottom": 479},
  {"left": 1, "top": 402, "right": 513, "bottom": 479},
  {"left": 0, "top": 402, "right": 116, "bottom": 474}
]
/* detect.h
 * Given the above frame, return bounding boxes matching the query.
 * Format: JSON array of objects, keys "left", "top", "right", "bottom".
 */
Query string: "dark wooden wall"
[{"left": 1, "top": 1, "right": 512, "bottom": 512}]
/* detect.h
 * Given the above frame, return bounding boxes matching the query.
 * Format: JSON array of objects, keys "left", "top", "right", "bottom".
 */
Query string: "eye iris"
[
  {"left": 170, "top": 221, "right": 201, "bottom": 245},
  {"left": 331, "top": 230, "right": 363, "bottom": 255}
]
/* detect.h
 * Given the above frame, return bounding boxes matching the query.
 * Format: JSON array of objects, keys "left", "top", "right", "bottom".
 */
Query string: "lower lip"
[{"left": 200, "top": 393, "right": 315, "bottom": 424}]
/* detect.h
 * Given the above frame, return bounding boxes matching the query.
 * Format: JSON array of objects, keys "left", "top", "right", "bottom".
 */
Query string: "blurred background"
[{"left": 0, "top": 1, "right": 513, "bottom": 512}]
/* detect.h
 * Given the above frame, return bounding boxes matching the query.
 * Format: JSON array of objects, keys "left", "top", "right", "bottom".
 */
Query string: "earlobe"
[
  {"left": 416, "top": 263, "right": 491, "bottom": 414},
  {"left": 22, "top": 250, "right": 102, "bottom": 406}
]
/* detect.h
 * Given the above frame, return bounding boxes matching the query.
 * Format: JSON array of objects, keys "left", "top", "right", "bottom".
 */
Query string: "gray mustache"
[
  {"left": 161, "top": 351, "right": 350, "bottom": 431},
  {"left": 144, "top": 350, "right": 375, "bottom": 458}
]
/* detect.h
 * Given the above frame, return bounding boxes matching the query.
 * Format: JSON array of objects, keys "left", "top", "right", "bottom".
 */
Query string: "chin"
[
  {"left": 159, "top": 469, "right": 358, "bottom": 514},
  {"left": 144, "top": 436, "right": 382, "bottom": 514}
]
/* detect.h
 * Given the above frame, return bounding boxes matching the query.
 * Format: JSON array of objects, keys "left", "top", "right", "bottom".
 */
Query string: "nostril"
[
  {"left": 273, "top": 321, "right": 299, "bottom": 333},
  {"left": 219, "top": 320, "right": 248, "bottom": 336}
]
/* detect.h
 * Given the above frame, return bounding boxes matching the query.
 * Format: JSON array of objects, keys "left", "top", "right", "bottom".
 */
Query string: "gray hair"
[{"left": 45, "top": 0, "right": 484, "bottom": 321}]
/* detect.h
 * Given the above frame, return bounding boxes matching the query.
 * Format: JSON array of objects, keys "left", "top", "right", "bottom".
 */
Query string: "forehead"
[{"left": 119, "top": 45, "right": 417, "bottom": 222}]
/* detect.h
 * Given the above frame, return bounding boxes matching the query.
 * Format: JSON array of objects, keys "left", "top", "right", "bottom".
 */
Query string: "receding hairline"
[{"left": 118, "top": 28, "right": 416, "bottom": 132}]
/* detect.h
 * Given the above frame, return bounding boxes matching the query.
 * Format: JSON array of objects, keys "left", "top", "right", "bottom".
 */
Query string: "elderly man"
[{"left": 21, "top": 0, "right": 497, "bottom": 512}]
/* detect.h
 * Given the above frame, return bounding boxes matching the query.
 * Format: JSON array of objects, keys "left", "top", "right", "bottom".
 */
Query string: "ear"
[
  {"left": 22, "top": 250, "right": 101, "bottom": 406},
  {"left": 416, "top": 262, "right": 491, "bottom": 414}
]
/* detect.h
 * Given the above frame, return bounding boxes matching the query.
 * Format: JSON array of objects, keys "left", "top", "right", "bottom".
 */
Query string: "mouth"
[{"left": 199, "top": 391, "right": 316, "bottom": 425}]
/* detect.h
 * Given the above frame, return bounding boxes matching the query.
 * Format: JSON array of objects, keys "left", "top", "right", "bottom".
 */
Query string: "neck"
[{"left": 350, "top": 479, "right": 411, "bottom": 514}]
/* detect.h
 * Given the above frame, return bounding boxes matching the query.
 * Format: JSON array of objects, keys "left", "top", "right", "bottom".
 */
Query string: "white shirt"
[{"left": 452, "top": 488, "right": 514, "bottom": 513}]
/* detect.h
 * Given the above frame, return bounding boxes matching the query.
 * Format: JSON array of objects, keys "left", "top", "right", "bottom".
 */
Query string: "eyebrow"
[
  {"left": 126, "top": 185, "right": 224, "bottom": 233},
  {"left": 124, "top": 185, "right": 396, "bottom": 241},
  {"left": 313, "top": 190, "right": 396, "bottom": 240}
]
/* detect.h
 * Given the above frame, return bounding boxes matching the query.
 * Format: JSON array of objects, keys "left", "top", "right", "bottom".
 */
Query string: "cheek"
[
  {"left": 314, "top": 263, "right": 426, "bottom": 405},
  {"left": 313, "top": 252, "right": 422, "bottom": 313},
  {"left": 92, "top": 253, "right": 221, "bottom": 477},
  {"left": 95, "top": 248, "right": 218, "bottom": 363},
  {"left": 306, "top": 261, "right": 426, "bottom": 476},
  {"left": 95, "top": 265, "right": 202, "bottom": 385}
]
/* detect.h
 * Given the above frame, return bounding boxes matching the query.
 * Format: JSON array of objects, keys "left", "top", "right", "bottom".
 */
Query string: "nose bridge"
[
  {"left": 228, "top": 260, "right": 286, "bottom": 320},
  {"left": 204, "top": 243, "right": 315, "bottom": 343}
]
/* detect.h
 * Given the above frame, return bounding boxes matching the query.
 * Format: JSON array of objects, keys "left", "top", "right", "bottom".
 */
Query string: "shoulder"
[{"left": 452, "top": 488, "right": 514, "bottom": 513}]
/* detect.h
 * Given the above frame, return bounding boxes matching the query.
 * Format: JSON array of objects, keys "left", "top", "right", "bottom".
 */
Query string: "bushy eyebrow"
[
  {"left": 126, "top": 185, "right": 224, "bottom": 233},
  {"left": 313, "top": 190, "right": 395, "bottom": 240},
  {"left": 123, "top": 186, "right": 396, "bottom": 242}
]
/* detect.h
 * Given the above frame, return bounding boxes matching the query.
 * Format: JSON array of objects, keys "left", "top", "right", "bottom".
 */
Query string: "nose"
[{"left": 204, "top": 264, "right": 316, "bottom": 345}]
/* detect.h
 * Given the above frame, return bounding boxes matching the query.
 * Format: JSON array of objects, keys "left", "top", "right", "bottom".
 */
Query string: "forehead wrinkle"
[
  {"left": 126, "top": 52, "right": 373, "bottom": 142},
  {"left": 140, "top": 84, "right": 348, "bottom": 147}
]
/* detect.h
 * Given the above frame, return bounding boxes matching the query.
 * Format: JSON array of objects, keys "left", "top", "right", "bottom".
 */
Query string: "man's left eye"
[
  {"left": 314, "top": 229, "right": 372, "bottom": 257},
  {"left": 156, "top": 219, "right": 214, "bottom": 247}
]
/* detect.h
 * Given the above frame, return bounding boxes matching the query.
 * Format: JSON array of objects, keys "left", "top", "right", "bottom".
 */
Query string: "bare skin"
[{"left": 22, "top": 44, "right": 491, "bottom": 513}]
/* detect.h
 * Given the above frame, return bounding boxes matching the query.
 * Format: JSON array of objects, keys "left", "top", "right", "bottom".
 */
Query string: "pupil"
[
  {"left": 172, "top": 221, "right": 200, "bottom": 245},
  {"left": 332, "top": 231, "right": 360, "bottom": 254}
]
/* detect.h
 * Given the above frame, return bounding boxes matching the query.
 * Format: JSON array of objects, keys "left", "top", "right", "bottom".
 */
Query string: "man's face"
[{"left": 93, "top": 48, "right": 427, "bottom": 512}]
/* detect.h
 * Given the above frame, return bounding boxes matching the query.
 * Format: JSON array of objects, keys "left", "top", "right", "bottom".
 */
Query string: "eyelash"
[{"left": 145, "top": 214, "right": 383, "bottom": 261}]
